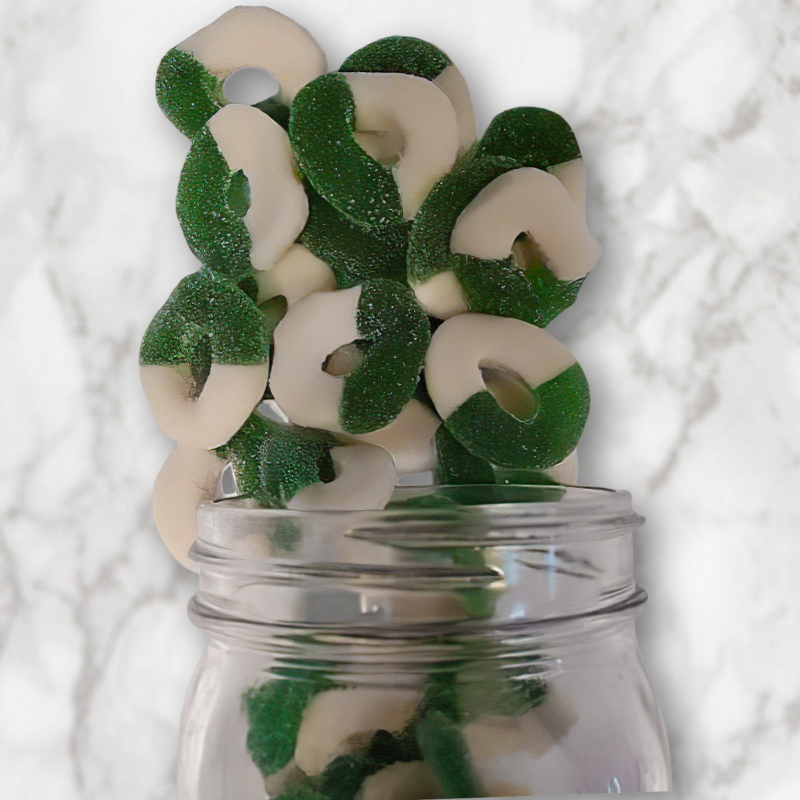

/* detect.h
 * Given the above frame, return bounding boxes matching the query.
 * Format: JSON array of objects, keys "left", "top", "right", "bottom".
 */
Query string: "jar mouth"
[{"left": 193, "top": 485, "right": 644, "bottom": 567}]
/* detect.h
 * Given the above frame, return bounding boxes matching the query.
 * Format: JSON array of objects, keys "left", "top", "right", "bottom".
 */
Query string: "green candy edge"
[
  {"left": 139, "top": 270, "right": 268, "bottom": 366},
  {"left": 289, "top": 73, "right": 404, "bottom": 229},
  {"left": 445, "top": 363, "right": 590, "bottom": 470},
  {"left": 477, "top": 106, "right": 581, "bottom": 168},
  {"left": 340, "top": 36, "right": 450, "bottom": 80},
  {"left": 155, "top": 48, "right": 223, "bottom": 138},
  {"left": 340, "top": 280, "right": 430, "bottom": 434},
  {"left": 176, "top": 127, "right": 253, "bottom": 279},
  {"left": 300, "top": 188, "right": 410, "bottom": 289},
  {"left": 218, "top": 414, "right": 340, "bottom": 508}
]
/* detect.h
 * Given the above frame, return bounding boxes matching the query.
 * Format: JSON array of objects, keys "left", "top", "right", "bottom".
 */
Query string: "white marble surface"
[{"left": 1, "top": 0, "right": 798, "bottom": 797}]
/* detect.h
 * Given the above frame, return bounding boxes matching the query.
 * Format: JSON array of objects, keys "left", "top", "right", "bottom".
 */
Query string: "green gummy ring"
[
  {"left": 341, "top": 280, "right": 430, "bottom": 434},
  {"left": 445, "top": 363, "right": 589, "bottom": 470},
  {"left": 476, "top": 106, "right": 581, "bottom": 168},
  {"left": 408, "top": 148, "right": 586, "bottom": 325},
  {"left": 176, "top": 126, "right": 252, "bottom": 279},
  {"left": 300, "top": 187, "right": 410, "bottom": 289},
  {"left": 289, "top": 73, "right": 404, "bottom": 229},
  {"left": 155, "top": 7, "right": 327, "bottom": 138},
  {"left": 340, "top": 36, "right": 451, "bottom": 80},
  {"left": 139, "top": 270, "right": 268, "bottom": 368},
  {"left": 218, "top": 413, "right": 339, "bottom": 508}
]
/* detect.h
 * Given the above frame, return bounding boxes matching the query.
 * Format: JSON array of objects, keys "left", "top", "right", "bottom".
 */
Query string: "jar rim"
[{"left": 195, "top": 485, "right": 644, "bottom": 561}]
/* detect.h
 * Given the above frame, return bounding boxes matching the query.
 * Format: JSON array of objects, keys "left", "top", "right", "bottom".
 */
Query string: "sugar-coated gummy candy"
[
  {"left": 177, "top": 104, "right": 308, "bottom": 278},
  {"left": 270, "top": 281, "right": 429, "bottom": 435},
  {"left": 289, "top": 72, "right": 459, "bottom": 227},
  {"left": 340, "top": 35, "right": 477, "bottom": 157},
  {"left": 245, "top": 672, "right": 332, "bottom": 778},
  {"left": 140, "top": 270, "right": 269, "bottom": 448},
  {"left": 294, "top": 687, "right": 422, "bottom": 776},
  {"left": 300, "top": 188, "right": 410, "bottom": 289},
  {"left": 254, "top": 244, "right": 336, "bottom": 307},
  {"left": 151, "top": 445, "right": 225, "bottom": 570},
  {"left": 286, "top": 443, "right": 396, "bottom": 511},
  {"left": 219, "top": 413, "right": 396, "bottom": 510},
  {"left": 450, "top": 167, "right": 601, "bottom": 282},
  {"left": 156, "top": 6, "right": 327, "bottom": 138},
  {"left": 426, "top": 314, "right": 589, "bottom": 470}
]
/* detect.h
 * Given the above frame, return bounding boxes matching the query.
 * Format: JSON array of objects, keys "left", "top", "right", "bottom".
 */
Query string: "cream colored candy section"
[
  {"left": 177, "top": 6, "right": 327, "bottom": 104},
  {"left": 208, "top": 105, "right": 308, "bottom": 271},
  {"left": 433, "top": 64, "right": 478, "bottom": 156},
  {"left": 425, "top": 314, "right": 577, "bottom": 420},
  {"left": 254, "top": 245, "right": 336, "bottom": 306},
  {"left": 359, "top": 761, "right": 443, "bottom": 800},
  {"left": 349, "top": 399, "right": 441, "bottom": 473},
  {"left": 548, "top": 157, "right": 586, "bottom": 213},
  {"left": 450, "top": 167, "right": 601, "bottom": 282},
  {"left": 269, "top": 287, "right": 361, "bottom": 432},
  {"left": 345, "top": 73, "right": 459, "bottom": 219},
  {"left": 152, "top": 445, "right": 225, "bottom": 572},
  {"left": 412, "top": 270, "right": 469, "bottom": 319},
  {"left": 140, "top": 362, "right": 269, "bottom": 449},
  {"left": 286, "top": 444, "right": 396, "bottom": 511},
  {"left": 294, "top": 687, "right": 422, "bottom": 776},
  {"left": 546, "top": 448, "right": 579, "bottom": 484}
]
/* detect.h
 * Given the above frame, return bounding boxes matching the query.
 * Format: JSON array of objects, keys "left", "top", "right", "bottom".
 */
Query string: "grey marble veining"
[{"left": 1, "top": 0, "right": 798, "bottom": 797}]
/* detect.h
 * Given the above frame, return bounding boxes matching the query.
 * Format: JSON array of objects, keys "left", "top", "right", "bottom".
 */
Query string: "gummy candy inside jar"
[
  {"left": 142, "top": 6, "right": 672, "bottom": 797},
  {"left": 178, "top": 490, "right": 672, "bottom": 799}
]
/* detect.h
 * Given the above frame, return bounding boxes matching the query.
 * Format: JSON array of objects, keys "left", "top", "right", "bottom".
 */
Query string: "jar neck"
[{"left": 189, "top": 486, "right": 646, "bottom": 647}]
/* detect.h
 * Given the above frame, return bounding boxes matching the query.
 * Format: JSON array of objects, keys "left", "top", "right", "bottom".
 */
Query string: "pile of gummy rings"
[{"left": 140, "top": 6, "right": 602, "bottom": 570}]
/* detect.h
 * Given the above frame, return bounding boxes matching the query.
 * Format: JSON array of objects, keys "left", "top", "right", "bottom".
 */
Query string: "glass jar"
[{"left": 177, "top": 485, "right": 672, "bottom": 799}]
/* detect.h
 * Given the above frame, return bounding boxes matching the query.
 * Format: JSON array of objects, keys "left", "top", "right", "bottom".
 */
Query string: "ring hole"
[
  {"left": 322, "top": 341, "right": 369, "bottom": 377},
  {"left": 512, "top": 232, "right": 549, "bottom": 278},
  {"left": 223, "top": 67, "right": 280, "bottom": 105},
  {"left": 354, "top": 129, "right": 405, "bottom": 166},
  {"left": 479, "top": 360, "right": 539, "bottom": 422}
]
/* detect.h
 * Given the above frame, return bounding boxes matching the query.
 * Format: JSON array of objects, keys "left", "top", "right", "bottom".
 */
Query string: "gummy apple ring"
[
  {"left": 340, "top": 36, "right": 477, "bottom": 156},
  {"left": 269, "top": 280, "right": 430, "bottom": 435},
  {"left": 425, "top": 314, "right": 589, "bottom": 469},
  {"left": 140, "top": 271, "right": 269, "bottom": 449},
  {"left": 289, "top": 72, "right": 459, "bottom": 227},
  {"left": 156, "top": 6, "right": 327, "bottom": 138},
  {"left": 152, "top": 445, "right": 226, "bottom": 571},
  {"left": 177, "top": 104, "right": 308, "bottom": 277},
  {"left": 450, "top": 167, "right": 602, "bottom": 282},
  {"left": 220, "top": 414, "right": 396, "bottom": 510}
]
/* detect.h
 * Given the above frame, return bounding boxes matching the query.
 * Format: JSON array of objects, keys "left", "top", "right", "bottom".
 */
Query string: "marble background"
[{"left": 1, "top": 0, "right": 798, "bottom": 797}]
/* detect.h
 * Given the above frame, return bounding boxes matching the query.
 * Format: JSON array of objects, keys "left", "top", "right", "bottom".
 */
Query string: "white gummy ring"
[
  {"left": 208, "top": 104, "right": 308, "bottom": 271},
  {"left": 545, "top": 449, "right": 578, "bottom": 484},
  {"left": 450, "top": 167, "right": 601, "bottom": 282},
  {"left": 140, "top": 362, "right": 269, "bottom": 449},
  {"left": 254, "top": 244, "right": 336, "bottom": 306},
  {"left": 177, "top": 6, "right": 327, "bottom": 105},
  {"left": 269, "top": 287, "right": 361, "bottom": 433},
  {"left": 152, "top": 445, "right": 225, "bottom": 571},
  {"left": 425, "top": 314, "right": 577, "bottom": 421},
  {"left": 349, "top": 399, "right": 441, "bottom": 474},
  {"left": 286, "top": 443, "right": 396, "bottom": 511},
  {"left": 344, "top": 73, "right": 460, "bottom": 219}
]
